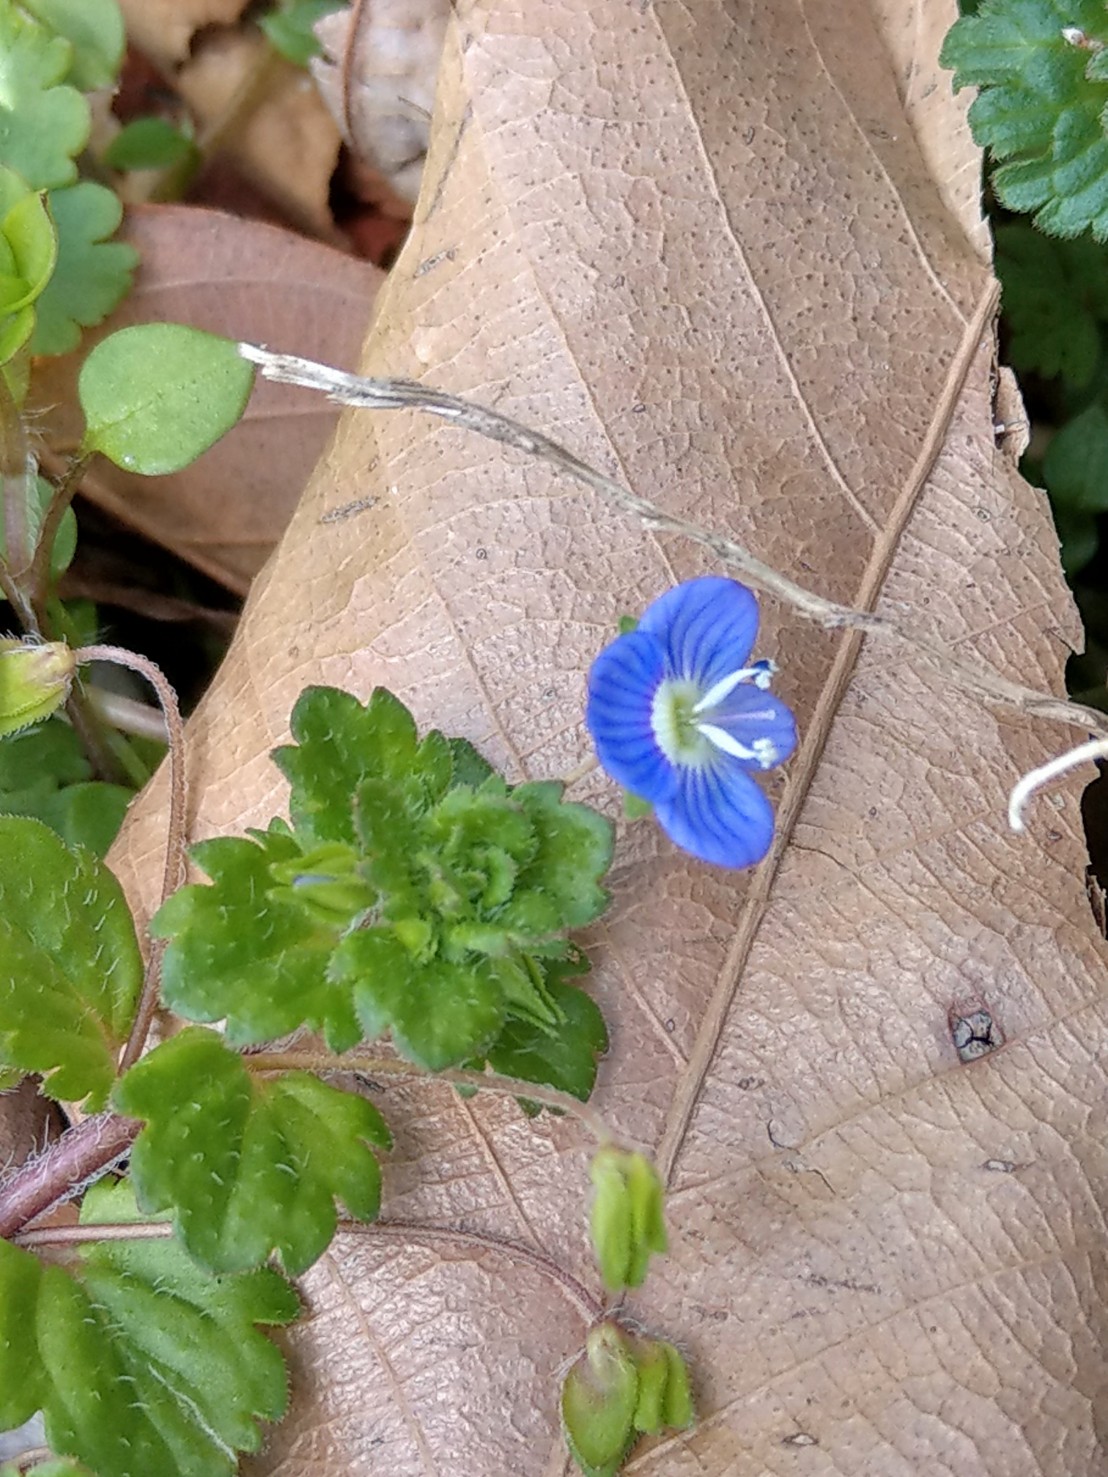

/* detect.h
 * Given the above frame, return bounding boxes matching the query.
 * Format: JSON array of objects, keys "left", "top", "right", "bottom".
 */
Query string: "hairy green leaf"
[
  {"left": 152, "top": 824, "right": 359, "bottom": 1049},
  {"left": 78, "top": 324, "right": 254, "bottom": 474},
  {"left": 483, "top": 968, "right": 609, "bottom": 1102},
  {"left": 0, "top": 816, "right": 141, "bottom": 1104},
  {"left": 0, "top": 3, "right": 88, "bottom": 191},
  {"left": 31, "top": 182, "right": 137, "bottom": 357},
  {"left": 0, "top": 1181, "right": 298, "bottom": 1477},
  {"left": 589, "top": 1148, "right": 667, "bottom": 1292},
  {"left": 942, "top": 0, "right": 1108, "bottom": 237},
  {"left": 115, "top": 1026, "right": 391, "bottom": 1275},
  {"left": 20, "top": 0, "right": 125, "bottom": 91}
]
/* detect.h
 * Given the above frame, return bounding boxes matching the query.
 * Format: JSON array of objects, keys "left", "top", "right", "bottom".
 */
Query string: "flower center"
[
  {"left": 652, "top": 661, "right": 781, "bottom": 770},
  {"left": 651, "top": 678, "right": 711, "bottom": 766}
]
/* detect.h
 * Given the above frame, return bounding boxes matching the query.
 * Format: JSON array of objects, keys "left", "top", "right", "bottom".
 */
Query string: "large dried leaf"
[
  {"left": 111, "top": 1, "right": 1108, "bottom": 1473},
  {"left": 32, "top": 205, "right": 383, "bottom": 592},
  {"left": 118, "top": 0, "right": 249, "bottom": 70}
]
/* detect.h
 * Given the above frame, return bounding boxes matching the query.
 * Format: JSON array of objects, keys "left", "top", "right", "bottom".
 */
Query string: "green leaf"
[
  {"left": 0, "top": 640, "right": 75, "bottom": 738},
  {"left": 259, "top": 0, "right": 345, "bottom": 65},
  {"left": 102, "top": 117, "right": 196, "bottom": 172},
  {"left": 0, "top": 472, "right": 77, "bottom": 576},
  {"left": 115, "top": 1026, "right": 390, "bottom": 1275},
  {"left": 0, "top": 1179, "right": 298, "bottom": 1477},
  {"left": 330, "top": 927, "right": 507, "bottom": 1069},
  {"left": 561, "top": 1323, "right": 639, "bottom": 1477},
  {"left": 0, "top": 715, "right": 131, "bottom": 855},
  {"left": 0, "top": 4, "right": 88, "bottom": 191},
  {"left": 503, "top": 781, "right": 613, "bottom": 935},
  {"left": 941, "top": 0, "right": 1108, "bottom": 237},
  {"left": 484, "top": 969, "right": 608, "bottom": 1102},
  {"left": 0, "top": 1462, "right": 89, "bottom": 1477},
  {"left": 151, "top": 824, "right": 359, "bottom": 1049},
  {"left": 588, "top": 1148, "right": 667, "bottom": 1293},
  {"left": 0, "top": 815, "right": 141, "bottom": 1105},
  {"left": 275, "top": 685, "right": 450, "bottom": 848},
  {"left": 995, "top": 221, "right": 1108, "bottom": 384},
  {"left": 1043, "top": 401, "right": 1108, "bottom": 510},
  {"left": 0, "top": 169, "right": 56, "bottom": 315},
  {"left": 20, "top": 0, "right": 125, "bottom": 91},
  {"left": 78, "top": 324, "right": 254, "bottom": 474},
  {"left": 31, "top": 182, "right": 137, "bottom": 357}
]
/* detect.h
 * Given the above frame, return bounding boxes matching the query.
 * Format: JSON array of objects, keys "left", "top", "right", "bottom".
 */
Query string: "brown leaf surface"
[
  {"left": 118, "top": 0, "right": 249, "bottom": 69},
  {"left": 111, "top": 2, "right": 1108, "bottom": 1473},
  {"left": 32, "top": 205, "right": 384, "bottom": 593}
]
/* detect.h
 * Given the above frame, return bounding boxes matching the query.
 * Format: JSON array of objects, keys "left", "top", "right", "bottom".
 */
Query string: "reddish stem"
[{"left": 0, "top": 1112, "right": 139, "bottom": 1240}]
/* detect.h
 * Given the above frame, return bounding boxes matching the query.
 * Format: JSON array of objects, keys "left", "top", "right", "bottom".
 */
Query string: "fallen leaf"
[
  {"left": 32, "top": 203, "right": 384, "bottom": 592},
  {"left": 110, "top": 2, "right": 1108, "bottom": 1474},
  {"left": 312, "top": 0, "right": 449, "bottom": 212},
  {"left": 117, "top": 0, "right": 249, "bottom": 70}
]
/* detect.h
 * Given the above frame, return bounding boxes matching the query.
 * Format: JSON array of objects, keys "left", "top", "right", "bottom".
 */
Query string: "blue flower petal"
[
  {"left": 654, "top": 761, "right": 775, "bottom": 868},
  {"left": 586, "top": 629, "right": 678, "bottom": 804},
  {"left": 699, "top": 686, "right": 798, "bottom": 770},
  {"left": 638, "top": 577, "right": 759, "bottom": 688}
]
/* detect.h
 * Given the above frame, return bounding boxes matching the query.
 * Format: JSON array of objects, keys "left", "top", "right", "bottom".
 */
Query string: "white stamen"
[
  {"left": 697, "top": 722, "right": 756, "bottom": 759},
  {"left": 1008, "top": 737, "right": 1108, "bottom": 831},
  {"left": 693, "top": 660, "right": 776, "bottom": 714}
]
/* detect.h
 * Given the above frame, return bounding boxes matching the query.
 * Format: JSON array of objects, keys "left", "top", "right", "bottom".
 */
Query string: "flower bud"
[{"left": 0, "top": 639, "right": 74, "bottom": 737}]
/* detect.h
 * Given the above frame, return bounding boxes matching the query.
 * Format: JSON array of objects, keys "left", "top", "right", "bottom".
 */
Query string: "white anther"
[{"left": 693, "top": 661, "right": 775, "bottom": 713}]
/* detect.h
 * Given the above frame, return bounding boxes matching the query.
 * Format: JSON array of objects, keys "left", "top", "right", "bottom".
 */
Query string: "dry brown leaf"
[
  {"left": 118, "top": 0, "right": 250, "bottom": 70},
  {"left": 32, "top": 204, "right": 384, "bottom": 593},
  {"left": 110, "top": 2, "right": 1108, "bottom": 1473},
  {"left": 312, "top": 0, "right": 449, "bottom": 211}
]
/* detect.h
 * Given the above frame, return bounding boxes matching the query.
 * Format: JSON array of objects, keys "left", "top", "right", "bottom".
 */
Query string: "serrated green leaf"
[
  {"left": 115, "top": 1027, "right": 390, "bottom": 1275},
  {"left": 21, "top": 0, "right": 125, "bottom": 91},
  {"left": 504, "top": 781, "right": 612, "bottom": 934},
  {"left": 330, "top": 927, "right": 507, "bottom": 1069},
  {"left": 995, "top": 220, "right": 1108, "bottom": 384},
  {"left": 941, "top": 0, "right": 1108, "bottom": 237},
  {"left": 448, "top": 735, "right": 496, "bottom": 787},
  {"left": 275, "top": 685, "right": 449, "bottom": 847},
  {"left": 0, "top": 5, "right": 88, "bottom": 190},
  {"left": 31, "top": 182, "right": 137, "bottom": 357},
  {"left": 78, "top": 324, "right": 254, "bottom": 474},
  {"left": 0, "top": 1179, "right": 298, "bottom": 1477},
  {"left": 152, "top": 825, "right": 359, "bottom": 1050},
  {"left": 102, "top": 116, "right": 196, "bottom": 172},
  {"left": 259, "top": 0, "right": 344, "bottom": 65},
  {"left": 484, "top": 972, "right": 608, "bottom": 1101},
  {"left": 0, "top": 815, "right": 140, "bottom": 1104}
]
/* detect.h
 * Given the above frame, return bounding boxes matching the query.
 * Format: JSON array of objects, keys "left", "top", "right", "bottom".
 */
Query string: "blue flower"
[{"left": 585, "top": 577, "right": 797, "bottom": 869}]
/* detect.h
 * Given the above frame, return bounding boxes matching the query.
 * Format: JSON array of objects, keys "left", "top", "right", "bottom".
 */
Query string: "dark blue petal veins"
[
  {"left": 586, "top": 629, "right": 677, "bottom": 804},
  {"left": 637, "top": 576, "right": 758, "bottom": 687},
  {"left": 655, "top": 763, "right": 776, "bottom": 869}
]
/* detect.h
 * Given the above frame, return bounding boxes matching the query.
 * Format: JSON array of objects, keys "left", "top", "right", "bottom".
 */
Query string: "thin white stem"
[
  {"left": 238, "top": 341, "right": 1107, "bottom": 746},
  {"left": 85, "top": 685, "right": 169, "bottom": 743},
  {"left": 1009, "top": 737, "right": 1108, "bottom": 831}
]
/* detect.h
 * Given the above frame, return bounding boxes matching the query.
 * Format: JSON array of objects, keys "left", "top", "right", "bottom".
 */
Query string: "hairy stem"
[
  {"left": 239, "top": 335, "right": 1106, "bottom": 744},
  {"left": 74, "top": 646, "right": 186, "bottom": 1073},
  {"left": 246, "top": 1050, "right": 617, "bottom": 1145},
  {"left": 29, "top": 451, "right": 93, "bottom": 624},
  {"left": 0, "top": 1111, "right": 138, "bottom": 1240}
]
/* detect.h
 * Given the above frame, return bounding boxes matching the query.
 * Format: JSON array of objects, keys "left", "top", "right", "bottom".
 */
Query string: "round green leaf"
[
  {"left": 78, "top": 323, "right": 255, "bottom": 475},
  {"left": 103, "top": 116, "right": 196, "bottom": 172}
]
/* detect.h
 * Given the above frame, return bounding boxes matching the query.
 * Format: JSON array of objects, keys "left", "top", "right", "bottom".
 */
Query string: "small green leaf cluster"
[
  {"left": 562, "top": 1322, "right": 694, "bottom": 1477},
  {"left": 942, "top": 0, "right": 1108, "bottom": 240},
  {"left": 0, "top": 0, "right": 134, "bottom": 362},
  {"left": 154, "top": 685, "right": 613, "bottom": 1090}
]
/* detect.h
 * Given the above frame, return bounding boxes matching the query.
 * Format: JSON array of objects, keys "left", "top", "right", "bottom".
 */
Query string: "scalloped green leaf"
[
  {"left": 0, "top": 816, "right": 140, "bottom": 1105},
  {"left": 483, "top": 969, "right": 608, "bottom": 1102},
  {"left": 114, "top": 1026, "right": 391, "bottom": 1275},
  {"left": 274, "top": 685, "right": 452, "bottom": 848},
  {"left": 31, "top": 182, "right": 137, "bottom": 357},
  {"left": 21, "top": 0, "right": 125, "bottom": 91},
  {"left": 0, "top": 4, "right": 88, "bottom": 191},
  {"left": 78, "top": 324, "right": 254, "bottom": 474},
  {"left": 151, "top": 823, "right": 359, "bottom": 1049},
  {"left": 0, "top": 1180, "right": 298, "bottom": 1477},
  {"left": 941, "top": 0, "right": 1108, "bottom": 237}
]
